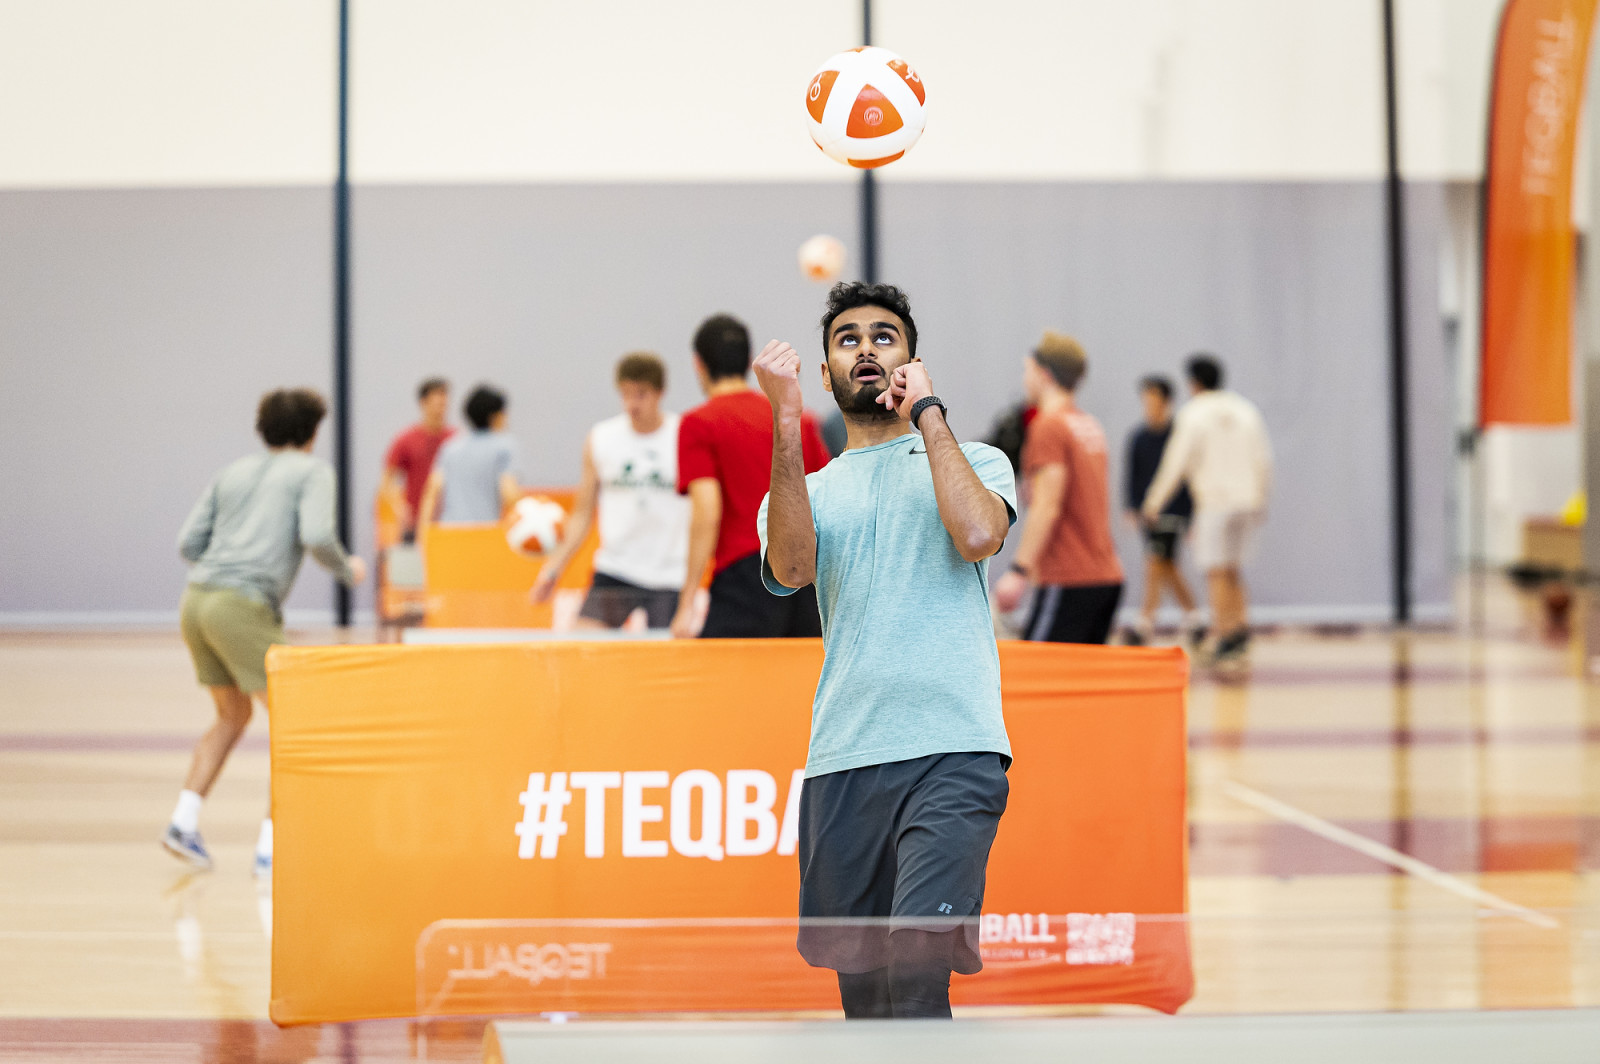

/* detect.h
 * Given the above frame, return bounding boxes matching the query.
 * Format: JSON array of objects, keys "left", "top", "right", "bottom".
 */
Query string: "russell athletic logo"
[{"left": 515, "top": 770, "right": 805, "bottom": 861}]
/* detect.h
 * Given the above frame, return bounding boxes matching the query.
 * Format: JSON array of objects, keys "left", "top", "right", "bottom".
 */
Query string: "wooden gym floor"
[{"left": 1, "top": 583, "right": 1596, "bottom": 1060}]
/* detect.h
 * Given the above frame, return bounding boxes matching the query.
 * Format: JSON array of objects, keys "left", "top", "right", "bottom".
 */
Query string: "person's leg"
[
  {"left": 887, "top": 928, "right": 958, "bottom": 1018},
  {"left": 795, "top": 766, "right": 898, "bottom": 1013},
  {"left": 889, "top": 753, "right": 1009, "bottom": 1018},
  {"left": 1206, "top": 569, "right": 1233, "bottom": 634},
  {"left": 252, "top": 693, "right": 274, "bottom": 876},
  {"left": 837, "top": 968, "right": 893, "bottom": 1019},
  {"left": 181, "top": 685, "right": 254, "bottom": 797},
  {"left": 1138, "top": 555, "right": 1163, "bottom": 635}
]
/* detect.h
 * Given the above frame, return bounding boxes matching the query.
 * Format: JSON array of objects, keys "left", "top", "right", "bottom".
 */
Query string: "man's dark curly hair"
[
  {"left": 256, "top": 388, "right": 327, "bottom": 448},
  {"left": 819, "top": 282, "right": 918, "bottom": 359}
]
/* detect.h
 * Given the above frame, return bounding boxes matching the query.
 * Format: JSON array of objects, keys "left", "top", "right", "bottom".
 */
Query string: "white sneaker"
[{"left": 252, "top": 851, "right": 272, "bottom": 880}]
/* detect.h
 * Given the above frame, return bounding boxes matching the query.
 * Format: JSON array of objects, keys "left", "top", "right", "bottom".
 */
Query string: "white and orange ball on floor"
[
  {"left": 798, "top": 234, "right": 847, "bottom": 281},
  {"left": 505, "top": 495, "right": 566, "bottom": 555},
  {"left": 805, "top": 46, "right": 926, "bottom": 169}
]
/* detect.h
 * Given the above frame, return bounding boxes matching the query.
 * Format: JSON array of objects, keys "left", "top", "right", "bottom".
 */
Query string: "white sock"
[
  {"left": 171, "top": 790, "right": 203, "bottom": 834},
  {"left": 255, "top": 818, "right": 274, "bottom": 860}
]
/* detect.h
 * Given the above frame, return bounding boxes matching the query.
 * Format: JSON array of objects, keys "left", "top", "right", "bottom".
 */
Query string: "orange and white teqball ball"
[
  {"left": 805, "top": 46, "right": 926, "bottom": 169},
  {"left": 798, "top": 234, "right": 847, "bottom": 281},
  {"left": 505, "top": 495, "right": 567, "bottom": 555}
]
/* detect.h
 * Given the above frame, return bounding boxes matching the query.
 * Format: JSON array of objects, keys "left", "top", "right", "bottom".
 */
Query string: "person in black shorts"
[
  {"left": 756, "top": 283, "right": 1017, "bottom": 1019},
  {"left": 532, "top": 354, "right": 688, "bottom": 630},
  {"left": 1123, "top": 376, "right": 1202, "bottom": 646}
]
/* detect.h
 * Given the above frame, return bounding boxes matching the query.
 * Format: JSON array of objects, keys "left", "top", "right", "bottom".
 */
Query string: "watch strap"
[{"left": 910, "top": 395, "right": 947, "bottom": 430}]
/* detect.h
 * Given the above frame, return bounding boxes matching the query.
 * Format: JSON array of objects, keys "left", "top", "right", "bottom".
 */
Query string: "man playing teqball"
[{"left": 756, "top": 282, "right": 1016, "bottom": 1020}]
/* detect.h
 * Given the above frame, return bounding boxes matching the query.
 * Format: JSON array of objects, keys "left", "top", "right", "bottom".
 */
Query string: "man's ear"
[{"left": 820, "top": 361, "right": 833, "bottom": 392}]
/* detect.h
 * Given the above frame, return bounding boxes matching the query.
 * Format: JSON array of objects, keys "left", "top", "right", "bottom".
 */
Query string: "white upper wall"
[
  {"left": 0, "top": 0, "right": 1506, "bottom": 188},
  {"left": 0, "top": 0, "right": 336, "bottom": 188}
]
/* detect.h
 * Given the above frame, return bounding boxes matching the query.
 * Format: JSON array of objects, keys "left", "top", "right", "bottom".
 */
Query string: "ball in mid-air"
[
  {"left": 798, "top": 234, "right": 846, "bottom": 281},
  {"left": 505, "top": 495, "right": 567, "bottom": 555},
  {"left": 806, "top": 46, "right": 926, "bottom": 169}
]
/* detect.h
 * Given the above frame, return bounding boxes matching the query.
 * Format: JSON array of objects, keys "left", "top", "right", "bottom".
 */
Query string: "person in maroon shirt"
[
  {"left": 382, "top": 377, "right": 455, "bottom": 541},
  {"left": 671, "top": 314, "right": 830, "bottom": 638}
]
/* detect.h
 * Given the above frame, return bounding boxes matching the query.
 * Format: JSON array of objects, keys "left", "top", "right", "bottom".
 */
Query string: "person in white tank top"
[{"left": 532, "top": 353, "right": 690, "bottom": 629}]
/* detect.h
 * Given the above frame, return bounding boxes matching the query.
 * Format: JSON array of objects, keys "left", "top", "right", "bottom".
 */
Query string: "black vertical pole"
[
  {"left": 333, "top": 0, "right": 353, "bottom": 627},
  {"left": 1381, "top": 0, "right": 1413, "bottom": 625},
  {"left": 859, "top": 0, "right": 878, "bottom": 283}
]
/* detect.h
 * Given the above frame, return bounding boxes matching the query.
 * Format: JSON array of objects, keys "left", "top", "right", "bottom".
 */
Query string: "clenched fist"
[{"left": 753, "top": 339, "right": 805, "bottom": 420}]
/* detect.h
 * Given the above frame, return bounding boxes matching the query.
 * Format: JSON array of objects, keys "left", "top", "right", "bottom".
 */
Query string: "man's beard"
[{"left": 830, "top": 367, "right": 899, "bottom": 419}]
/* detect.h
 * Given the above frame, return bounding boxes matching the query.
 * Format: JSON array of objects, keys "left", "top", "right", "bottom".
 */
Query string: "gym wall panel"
[
  {"left": 346, "top": 182, "right": 859, "bottom": 566},
  {"left": 879, "top": 180, "right": 1453, "bottom": 619},
  {"left": 0, "top": 0, "right": 336, "bottom": 189},
  {"left": 0, "top": 188, "right": 335, "bottom": 619},
  {"left": 348, "top": 0, "right": 860, "bottom": 183}
]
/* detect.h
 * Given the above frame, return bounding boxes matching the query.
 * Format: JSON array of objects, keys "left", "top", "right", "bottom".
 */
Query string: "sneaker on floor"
[
  {"left": 253, "top": 851, "right": 272, "bottom": 880},
  {"left": 162, "top": 825, "right": 213, "bottom": 871},
  {"left": 1213, "top": 628, "right": 1252, "bottom": 662},
  {"left": 1120, "top": 625, "right": 1148, "bottom": 646}
]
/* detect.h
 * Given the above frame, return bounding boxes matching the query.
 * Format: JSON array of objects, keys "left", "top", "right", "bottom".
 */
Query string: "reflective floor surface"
[{"left": 1, "top": 583, "right": 1596, "bottom": 1060}]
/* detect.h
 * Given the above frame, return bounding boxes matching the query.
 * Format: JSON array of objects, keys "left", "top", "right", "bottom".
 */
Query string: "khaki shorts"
[
  {"left": 1191, "top": 509, "right": 1262, "bottom": 572},
  {"left": 179, "top": 585, "right": 283, "bottom": 694}
]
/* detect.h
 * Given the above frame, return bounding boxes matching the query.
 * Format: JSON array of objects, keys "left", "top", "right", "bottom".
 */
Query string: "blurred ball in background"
[
  {"left": 806, "top": 46, "right": 926, "bottom": 169},
  {"left": 798, "top": 234, "right": 847, "bottom": 282},
  {"left": 505, "top": 496, "right": 567, "bottom": 555}
]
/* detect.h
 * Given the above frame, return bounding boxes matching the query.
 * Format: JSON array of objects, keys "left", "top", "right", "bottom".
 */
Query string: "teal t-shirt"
[{"left": 757, "top": 433, "right": 1018, "bottom": 778}]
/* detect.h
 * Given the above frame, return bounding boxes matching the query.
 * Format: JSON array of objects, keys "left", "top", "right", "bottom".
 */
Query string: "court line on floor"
[{"left": 1219, "top": 779, "right": 1561, "bottom": 929}]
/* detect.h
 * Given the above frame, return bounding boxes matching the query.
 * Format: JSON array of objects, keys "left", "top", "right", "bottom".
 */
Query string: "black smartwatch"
[{"left": 910, "top": 395, "right": 947, "bottom": 430}]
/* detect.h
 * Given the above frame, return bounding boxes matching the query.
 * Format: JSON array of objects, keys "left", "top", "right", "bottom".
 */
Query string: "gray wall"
[
  {"left": 0, "top": 187, "right": 335, "bottom": 621},
  {"left": 0, "top": 180, "right": 1452, "bottom": 623}
]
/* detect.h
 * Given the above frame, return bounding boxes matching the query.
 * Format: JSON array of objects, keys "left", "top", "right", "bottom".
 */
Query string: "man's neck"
[
  {"left": 1037, "top": 388, "right": 1076, "bottom": 416},
  {"left": 420, "top": 417, "right": 446, "bottom": 433},
  {"left": 630, "top": 411, "right": 665, "bottom": 434},
  {"left": 707, "top": 377, "right": 750, "bottom": 399},
  {"left": 1146, "top": 415, "right": 1171, "bottom": 432},
  {"left": 842, "top": 411, "right": 911, "bottom": 450}
]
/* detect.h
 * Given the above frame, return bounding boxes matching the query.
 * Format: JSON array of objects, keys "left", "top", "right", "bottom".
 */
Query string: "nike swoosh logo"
[{"left": 910, "top": 448, "right": 926, "bottom": 454}]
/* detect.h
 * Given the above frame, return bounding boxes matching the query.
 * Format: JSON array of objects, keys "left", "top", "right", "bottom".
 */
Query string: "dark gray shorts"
[
  {"left": 578, "top": 571, "right": 677, "bottom": 629},
  {"left": 797, "top": 751, "right": 1010, "bottom": 975}
]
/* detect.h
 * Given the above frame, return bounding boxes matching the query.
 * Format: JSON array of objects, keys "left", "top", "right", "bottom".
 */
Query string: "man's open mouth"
[{"left": 852, "top": 363, "right": 884, "bottom": 383}]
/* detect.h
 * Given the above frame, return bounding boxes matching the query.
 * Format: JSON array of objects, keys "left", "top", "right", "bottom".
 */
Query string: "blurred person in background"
[
  {"left": 532, "top": 353, "right": 688, "bottom": 629},
  {"left": 1122, "top": 375, "right": 1204, "bottom": 647},
  {"left": 379, "top": 377, "right": 453, "bottom": 542},
  {"left": 993, "top": 332, "right": 1123, "bottom": 644},
  {"left": 166, "top": 388, "right": 366, "bottom": 875},
  {"left": 671, "top": 313, "right": 830, "bottom": 638},
  {"left": 418, "top": 384, "right": 521, "bottom": 530},
  {"left": 1142, "top": 354, "right": 1272, "bottom": 666}
]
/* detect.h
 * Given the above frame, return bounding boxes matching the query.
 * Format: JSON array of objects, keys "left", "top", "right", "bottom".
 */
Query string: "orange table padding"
[
  {"left": 420, "top": 488, "right": 598, "bottom": 628},
  {"left": 267, "top": 640, "right": 1191, "bottom": 1023}
]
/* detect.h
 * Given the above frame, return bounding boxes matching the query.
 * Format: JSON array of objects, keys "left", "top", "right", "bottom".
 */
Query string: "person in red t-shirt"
[
  {"left": 993, "top": 332, "right": 1124, "bottom": 644},
  {"left": 672, "top": 314, "right": 830, "bottom": 638},
  {"left": 382, "top": 377, "right": 455, "bottom": 541}
]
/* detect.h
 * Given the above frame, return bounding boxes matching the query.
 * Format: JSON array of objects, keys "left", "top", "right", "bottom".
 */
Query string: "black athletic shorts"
[
  {"left": 1023, "top": 583, "right": 1123, "bottom": 645},
  {"left": 577, "top": 571, "right": 677, "bottom": 629},
  {"left": 1143, "top": 515, "right": 1188, "bottom": 562},
  {"left": 797, "top": 751, "right": 1010, "bottom": 975},
  {"left": 700, "top": 552, "right": 822, "bottom": 638}
]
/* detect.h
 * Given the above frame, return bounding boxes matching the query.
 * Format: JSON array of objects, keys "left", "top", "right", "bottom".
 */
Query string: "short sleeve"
[
  {"left": 755, "top": 491, "right": 799, "bottom": 597},
  {"left": 677, "top": 411, "right": 718, "bottom": 493},
  {"left": 1020, "top": 416, "right": 1071, "bottom": 476},
  {"left": 800, "top": 412, "right": 831, "bottom": 474},
  {"left": 963, "top": 442, "right": 1019, "bottom": 526}
]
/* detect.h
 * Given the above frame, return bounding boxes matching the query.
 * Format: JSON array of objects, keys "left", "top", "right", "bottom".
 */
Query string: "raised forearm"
[
  {"left": 921, "top": 411, "right": 1008, "bottom": 562},
  {"left": 764, "top": 413, "right": 817, "bottom": 588}
]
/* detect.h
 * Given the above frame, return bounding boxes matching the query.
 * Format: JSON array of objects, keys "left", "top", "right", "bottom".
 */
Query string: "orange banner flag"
[{"left": 1481, "top": 0, "right": 1597, "bottom": 427}]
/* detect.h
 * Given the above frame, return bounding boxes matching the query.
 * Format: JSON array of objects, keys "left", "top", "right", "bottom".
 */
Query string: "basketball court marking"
[{"left": 1220, "top": 779, "right": 1561, "bottom": 929}]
